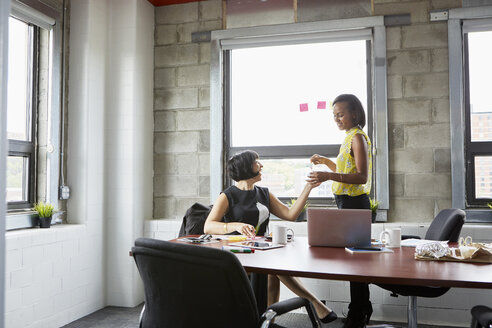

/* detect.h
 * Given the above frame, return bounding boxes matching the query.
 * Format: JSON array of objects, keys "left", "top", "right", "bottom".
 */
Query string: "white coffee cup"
[
  {"left": 272, "top": 225, "right": 294, "bottom": 245},
  {"left": 379, "top": 228, "right": 401, "bottom": 248}
]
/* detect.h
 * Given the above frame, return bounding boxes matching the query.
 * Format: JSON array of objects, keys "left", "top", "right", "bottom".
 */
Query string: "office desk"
[
  {"left": 177, "top": 236, "right": 492, "bottom": 314},
  {"left": 194, "top": 236, "right": 492, "bottom": 288},
  {"left": 236, "top": 237, "right": 492, "bottom": 289}
]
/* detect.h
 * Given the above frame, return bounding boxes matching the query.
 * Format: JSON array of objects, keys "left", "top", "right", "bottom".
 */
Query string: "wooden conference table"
[{"left": 178, "top": 236, "right": 492, "bottom": 313}]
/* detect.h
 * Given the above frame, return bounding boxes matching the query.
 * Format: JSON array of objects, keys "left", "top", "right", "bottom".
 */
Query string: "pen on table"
[{"left": 222, "top": 246, "right": 255, "bottom": 253}]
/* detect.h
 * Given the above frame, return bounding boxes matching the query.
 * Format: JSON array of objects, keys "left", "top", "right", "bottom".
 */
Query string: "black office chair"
[
  {"left": 471, "top": 305, "right": 492, "bottom": 328},
  {"left": 131, "top": 237, "right": 320, "bottom": 328},
  {"left": 377, "top": 208, "right": 466, "bottom": 328}
]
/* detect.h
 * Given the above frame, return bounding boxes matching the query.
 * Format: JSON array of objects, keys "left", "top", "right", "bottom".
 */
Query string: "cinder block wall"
[
  {"left": 153, "top": 1, "right": 222, "bottom": 220},
  {"left": 5, "top": 226, "right": 104, "bottom": 328},
  {"left": 152, "top": 0, "right": 464, "bottom": 223},
  {"left": 377, "top": 0, "right": 462, "bottom": 222}
]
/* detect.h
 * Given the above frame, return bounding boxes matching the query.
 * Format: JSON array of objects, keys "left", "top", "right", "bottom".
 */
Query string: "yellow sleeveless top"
[{"left": 332, "top": 127, "right": 372, "bottom": 196}]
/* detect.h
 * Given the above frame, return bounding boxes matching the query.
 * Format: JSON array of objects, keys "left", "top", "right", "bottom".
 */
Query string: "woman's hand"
[
  {"left": 306, "top": 179, "right": 322, "bottom": 189},
  {"left": 236, "top": 223, "right": 256, "bottom": 238},
  {"left": 310, "top": 154, "right": 326, "bottom": 165},
  {"left": 307, "top": 171, "right": 331, "bottom": 184}
]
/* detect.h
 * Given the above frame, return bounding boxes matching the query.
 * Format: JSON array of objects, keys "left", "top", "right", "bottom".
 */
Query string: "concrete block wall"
[
  {"left": 376, "top": 0, "right": 462, "bottom": 222},
  {"left": 153, "top": 1, "right": 222, "bottom": 220},
  {"left": 5, "top": 226, "right": 103, "bottom": 328},
  {"left": 152, "top": 0, "right": 472, "bottom": 224},
  {"left": 146, "top": 219, "right": 492, "bottom": 327}
]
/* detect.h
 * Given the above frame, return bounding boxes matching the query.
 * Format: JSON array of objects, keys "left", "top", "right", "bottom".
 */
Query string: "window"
[
  {"left": 464, "top": 30, "right": 492, "bottom": 204},
  {"left": 6, "top": 17, "right": 37, "bottom": 210},
  {"left": 226, "top": 40, "right": 370, "bottom": 200},
  {"left": 449, "top": 8, "right": 492, "bottom": 221},
  {"left": 211, "top": 18, "right": 389, "bottom": 209},
  {"left": 6, "top": 1, "right": 62, "bottom": 230}
]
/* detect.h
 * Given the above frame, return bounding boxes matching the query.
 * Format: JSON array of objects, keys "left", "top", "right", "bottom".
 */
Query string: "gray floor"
[{"left": 61, "top": 303, "right": 460, "bottom": 328}]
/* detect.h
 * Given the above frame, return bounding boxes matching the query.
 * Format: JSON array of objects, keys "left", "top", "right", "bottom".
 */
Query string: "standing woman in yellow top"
[{"left": 307, "top": 94, "right": 372, "bottom": 328}]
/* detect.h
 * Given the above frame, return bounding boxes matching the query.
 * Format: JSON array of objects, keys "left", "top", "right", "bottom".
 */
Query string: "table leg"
[{"left": 250, "top": 273, "right": 268, "bottom": 314}]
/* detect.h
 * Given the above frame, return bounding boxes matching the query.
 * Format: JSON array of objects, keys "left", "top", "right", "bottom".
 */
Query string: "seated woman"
[{"left": 204, "top": 150, "right": 337, "bottom": 325}]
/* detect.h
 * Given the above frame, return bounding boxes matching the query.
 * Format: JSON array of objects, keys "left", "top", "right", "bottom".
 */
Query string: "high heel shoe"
[
  {"left": 320, "top": 311, "right": 338, "bottom": 324},
  {"left": 342, "top": 304, "right": 372, "bottom": 328},
  {"left": 362, "top": 302, "right": 373, "bottom": 324}
]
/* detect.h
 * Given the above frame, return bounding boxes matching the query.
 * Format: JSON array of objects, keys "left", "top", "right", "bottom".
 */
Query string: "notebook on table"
[{"left": 307, "top": 208, "right": 372, "bottom": 247}]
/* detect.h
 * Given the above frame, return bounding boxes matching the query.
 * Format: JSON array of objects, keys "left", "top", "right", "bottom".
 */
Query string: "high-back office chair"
[
  {"left": 377, "top": 208, "right": 466, "bottom": 328},
  {"left": 471, "top": 305, "right": 492, "bottom": 328},
  {"left": 131, "top": 237, "right": 320, "bottom": 328}
]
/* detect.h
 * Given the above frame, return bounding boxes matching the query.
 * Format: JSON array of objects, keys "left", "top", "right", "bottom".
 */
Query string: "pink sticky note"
[
  {"left": 300, "top": 103, "right": 308, "bottom": 112},
  {"left": 317, "top": 101, "right": 326, "bottom": 109}
]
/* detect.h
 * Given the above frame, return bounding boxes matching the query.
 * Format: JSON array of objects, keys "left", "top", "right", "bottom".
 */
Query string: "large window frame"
[
  {"left": 7, "top": 17, "right": 38, "bottom": 210},
  {"left": 6, "top": 0, "right": 62, "bottom": 230},
  {"left": 463, "top": 27, "right": 492, "bottom": 205},
  {"left": 210, "top": 18, "right": 389, "bottom": 212},
  {"left": 449, "top": 6, "right": 492, "bottom": 222}
]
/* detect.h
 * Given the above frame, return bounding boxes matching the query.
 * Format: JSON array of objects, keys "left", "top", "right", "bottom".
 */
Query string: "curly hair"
[{"left": 227, "top": 150, "right": 259, "bottom": 181}]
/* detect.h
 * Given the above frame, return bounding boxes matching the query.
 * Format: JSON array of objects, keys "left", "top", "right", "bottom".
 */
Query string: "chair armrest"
[
  {"left": 266, "top": 297, "right": 310, "bottom": 316},
  {"left": 471, "top": 305, "right": 492, "bottom": 327},
  {"left": 402, "top": 235, "right": 421, "bottom": 240},
  {"left": 260, "top": 297, "right": 318, "bottom": 327}
]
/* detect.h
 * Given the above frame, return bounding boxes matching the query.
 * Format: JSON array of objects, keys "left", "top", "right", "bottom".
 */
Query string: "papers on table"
[{"left": 400, "top": 238, "right": 448, "bottom": 247}]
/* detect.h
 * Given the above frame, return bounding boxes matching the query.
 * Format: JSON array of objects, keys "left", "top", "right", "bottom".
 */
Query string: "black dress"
[
  {"left": 335, "top": 194, "right": 372, "bottom": 325},
  {"left": 222, "top": 185, "right": 270, "bottom": 236}
]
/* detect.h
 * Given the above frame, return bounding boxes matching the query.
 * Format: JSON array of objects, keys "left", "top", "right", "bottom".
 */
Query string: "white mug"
[
  {"left": 272, "top": 225, "right": 294, "bottom": 245},
  {"left": 379, "top": 228, "right": 401, "bottom": 248}
]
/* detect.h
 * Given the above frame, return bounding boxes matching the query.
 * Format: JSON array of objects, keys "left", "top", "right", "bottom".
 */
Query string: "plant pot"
[
  {"left": 39, "top": 217, "right": 52, "bottom": 228},
  {"left": 371, "top": 211, "right": 377, "bottom": 223},
  {"left": 296, "top": 211, "right": 307, "bottom": 222}
]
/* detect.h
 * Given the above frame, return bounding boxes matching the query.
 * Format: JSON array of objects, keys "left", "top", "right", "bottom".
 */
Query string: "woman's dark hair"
[
  {"left": 227, "top": 150, "right": 259, "bottom": 181},
  {"left": 333, "top": 94, "right": 366, "bottom": 129}
]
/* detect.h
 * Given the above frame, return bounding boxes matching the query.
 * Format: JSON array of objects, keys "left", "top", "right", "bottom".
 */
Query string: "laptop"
[{"left": 307, "top": 208, "right": 371, "bottom": 247}]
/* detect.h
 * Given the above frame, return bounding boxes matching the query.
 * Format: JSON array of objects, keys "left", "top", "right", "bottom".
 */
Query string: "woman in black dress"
[{"left": 204, "top": 150, "right": 338, "bottom": 325}]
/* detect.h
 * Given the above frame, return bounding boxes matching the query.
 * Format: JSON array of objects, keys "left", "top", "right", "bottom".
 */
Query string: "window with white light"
[
  {"left": 464, "top": 29, "right": 492, "bottom": 203},
  {"left": 226, "top": 39, "right": 370, "bottom": 200},
  {"left": 6, "top": 17, "right": 36, "bottom": 208}
]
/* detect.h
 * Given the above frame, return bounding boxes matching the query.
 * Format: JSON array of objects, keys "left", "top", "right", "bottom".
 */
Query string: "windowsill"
[
  {"left": 5, "top": 211, "right": 64, "bottom": 231},
  {"left": 5, "top": 222, "right": 85, "bottom": 237},
  {"left": 464, "top": 209, "right": 492, "bottom": 223},
  {"left": 5, "top": 211, "right": 38, "bottom": 230}
]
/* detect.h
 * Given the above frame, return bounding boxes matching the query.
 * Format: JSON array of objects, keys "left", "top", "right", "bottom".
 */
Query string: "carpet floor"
[{"left": 61, "top": 303, "right": 462, "bottom": 328}]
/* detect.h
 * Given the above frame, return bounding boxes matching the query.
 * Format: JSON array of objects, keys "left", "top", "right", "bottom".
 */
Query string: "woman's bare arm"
[
  {"left": 269, "top": 181, "right": 320, "bottom": 221},
  {"left": 307, "top": 134, "right": 368, "bottom": 184}
]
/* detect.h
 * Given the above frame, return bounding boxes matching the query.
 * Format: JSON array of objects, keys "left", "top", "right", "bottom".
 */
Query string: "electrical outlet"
[{"left": 60, "top": 185, "right": 70, "bottom": 200}]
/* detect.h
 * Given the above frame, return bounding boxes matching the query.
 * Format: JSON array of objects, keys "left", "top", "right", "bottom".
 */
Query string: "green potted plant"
[
  {"left": 370, "top": 198, "right": 379, "bottom": 223},
  {"left": 34, "top": 201, "right": 56, "bottom": 228},
  {"left": 288, "top": 198, "right": 310, "bottom": 222}
]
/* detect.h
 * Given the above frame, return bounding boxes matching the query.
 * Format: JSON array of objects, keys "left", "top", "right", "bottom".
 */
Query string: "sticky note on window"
[
  {"left": 300, "top": 103, "right": 308, "bottom": 112},
  {"left": 317, "top": 101, "right": 326, "bottom": 109}
]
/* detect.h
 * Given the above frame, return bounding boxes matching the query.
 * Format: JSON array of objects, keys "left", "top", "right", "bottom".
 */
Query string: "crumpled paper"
[{"left": 415, "top": 236, "right": 492, "bottom": 263}]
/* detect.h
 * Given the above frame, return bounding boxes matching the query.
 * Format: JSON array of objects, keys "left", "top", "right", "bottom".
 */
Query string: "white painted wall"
[
  {"left": 105, "top": 0, "right": 154, "bottom": 306},
  {"left": 68, "top": 0, "right": 153, "bottom": 309},
  {"left": 146, "top": 219, "right": 492, "bottom": 327},
  {"left": 0, "top": 0, "right": 11, "bottom": 326},
  {"left": 3, "top": 0, "right": 153, "bottom": 326},
  {"left": 4, "top": 225, "right": 103, "bottom": 327}
]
